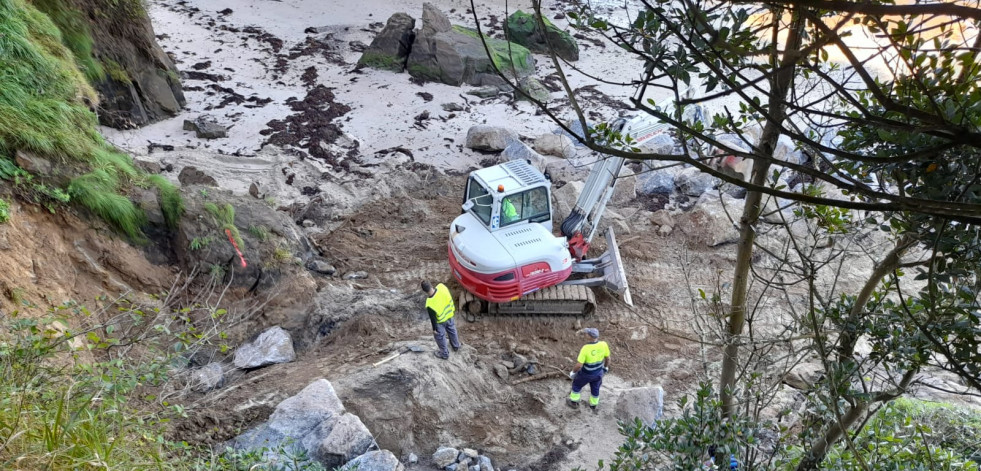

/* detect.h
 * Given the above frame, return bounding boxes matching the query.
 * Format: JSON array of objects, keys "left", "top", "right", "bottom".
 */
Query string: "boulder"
[
  {"left": 679, "top": 192, "right": 741, "bottom": 247},
  {"left": 638, "top": 133, "right": 676, "bottom": 155},
  {"left": 341, "top": 450, "right": 404, "bottom": 471},
  {"left": 229, "top": 379, "right": 344, "bottom": 457},
  {"left": 233, "top": 326, "right": 296, "bottom": 369},
  {"left": 545, "top": 159, "right": 589, "bottom": 184},
  {"left": 465, "top": 126, "right": 519, "bottom": 152},
  {"left": 14, "top": 149, "right": 53, "bottom": 175},
  {"left": 467, "top": 86, "right": 501, "bottom": 98},
  {"left": 552, "top": 181, "right": 583, "bottom": 221},
  {"left": 505, "top": 10, "right": 579, "bottom": 61},
  {"left": 676, "top": 167, "right": 719, "bottom": 197},
  {"left": 177, "top": 166, "right": 218, "bottom": 187},
  {"left": 462, "top": 448, "right": 479, "bottom": 459},
  {"left": 478, "top": 455, "right": 495, "bottom": 471},
  {"left": 190, "top": 362, "right": 224, "bottom": 392},
  {"left": 407, "top": 3, "right": 534, "bottom": 86},
  {"left": 501, "top": 141, "right": 546, "bottom": 171},
  {"left": 612, "top": 165, "right": 636, "bottom": 205},
  {"left": 516, "top": 76, "right": 550, "bottom": 102},
  {"left": 183, "top": 115, "right": 228, "bottom": 139},
  {"left": 533, "top": 134, "right": 576, "bottom": 159},
  {"left": 637, "top": 170, "right": 676, "bottom": 196},
  {"left": 555, "top": 119, "right": 591, "bottom": 146},
  {"left": 313, "top": 413, "right": 376, "bottom": 468},
  {"left": 306, "top": 258, "right": 337, "bottom": 275},
  {"left": 650, "top": 210, "right": 674, "bottom": 229},
  {"left": 433, "top": 447, "right": 460, "bottom": 468},
  {"left": 615, "top": 386, "right": 665, "bottom": 426},
  {"left": 358, "top": 13, "right": 416, "bottom": 72}
]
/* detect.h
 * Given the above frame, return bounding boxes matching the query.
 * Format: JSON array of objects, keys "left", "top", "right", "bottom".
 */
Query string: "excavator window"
[
  {"left": 501, "top": 186, "right": 549, "bottom": 227},
  {"left": 465, "top": 177, "right": 493, "bottom": 225}
]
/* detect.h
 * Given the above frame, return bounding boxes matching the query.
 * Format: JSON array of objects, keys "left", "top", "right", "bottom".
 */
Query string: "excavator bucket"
[{"left": 601, "top": 228, "right": 633, "bottom": 306}]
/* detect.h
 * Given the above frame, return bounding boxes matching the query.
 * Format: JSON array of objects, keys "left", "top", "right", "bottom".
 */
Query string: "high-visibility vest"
[
  {"left": 502, "top": 198, "right": 518, "bottom": 221},
  {"left": 577, "top": 340, "right": 610, "bottom": 372},
  {"left": 426, "top": 283, "right": 455, "bottom": 323}
]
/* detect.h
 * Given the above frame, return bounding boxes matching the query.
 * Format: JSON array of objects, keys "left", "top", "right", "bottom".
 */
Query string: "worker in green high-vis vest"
[{"left": 422, "top": 280, "right": 461, "bottom": 359}]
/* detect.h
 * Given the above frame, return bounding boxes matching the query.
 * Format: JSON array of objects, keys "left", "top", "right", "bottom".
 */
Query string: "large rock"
[
  {"left": 313, "top": 413, "right": 376, "bottom": 468},
  {"left": 184, "top": 114, "right": 228, "bottom": 139},
  {"left": 190, "top": 362, "right": 224, "bottom": 392},
  {"left": 637, "top": 169, "right": 677, "bottom": 196},
  {"left": 505, "top": 10, "right": 579, "bottom": 61},
  {"left": 501, "top": 141, "right": 546, "bottom": 171},
  {"left": 177, "top": 166, "right": 218, "bottom": 187},
  {"left": 552, "top": 181, "right": 584, "bottom": 221},
  {"left": 615, "top": 386, "right": 665, "bottom": 426},
  {"left": 679, "top": 191, "right": 741, "bottom": 247},
  {"left": 465, "top": 125, "right": 519, "bottom": 152},
  {"left": 341, "top": 450, "right": 404, "bottom": 471},
  {"left": 517, "top": 76, "right": 549, "bottom": 102},
  {"left": 231, "top": 379, "right": 388, "bottom": 469},
  {"left": 433, "top": 447, "right": 460, "bottom": 468},
  {"left": 358, "top": 13, "right": 416, "bottom": 72},
  {"left": 676, "top": 167, "right": 719, "bottom": 197},
  {"left": 233, "top": 326, "right": 296, "bottom": 369},
  {"left": 545, "top": 159, "right": 589, "bottom": 184},
  {"left": 534, "top": 134, "right": 576, "bottom": 159},
  {"left": 612, "top": 165, "right": 636, "bottom": 205},
  {"left": 407, "top": 3, "right": 535, "bottom": 86}
]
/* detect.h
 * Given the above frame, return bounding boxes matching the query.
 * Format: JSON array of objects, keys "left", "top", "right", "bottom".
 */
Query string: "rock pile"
[
  {"left": 432, "top": 446, "right": 496, "bottom": 471},
  {"left": 230, "top": 379, "right": 403, "bottom": 471}
]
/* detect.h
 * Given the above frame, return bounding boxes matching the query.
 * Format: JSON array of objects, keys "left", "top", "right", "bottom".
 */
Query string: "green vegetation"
[
  {"left": 204, "top": 202, "right": 244, "bottom": 249},
  {"left": 357, "top": 51, "right": 403, "bottom": 72},
  {"left": 248, "top": 224, "right": 269, "bottom": 242},
  {"left": 189, "top": 236, "right": 213, "bottom": 251},
  {"left": 0, "top": 198, "right": 9, "bottom": 223},
  {"left": 0, "top": 0, "right": 184, "bottom": 240},
  {"left": 149, "top": 174, "right": 184, "bottom": 228},
  {"left": 29, "top": 0, "right": 104, "bottom": 82},
  {"left": 452, "top": 25, "right": 533, "bottom": 75},
  {"left": 208, "top": 263, "right": 226, "bottom": 281}
]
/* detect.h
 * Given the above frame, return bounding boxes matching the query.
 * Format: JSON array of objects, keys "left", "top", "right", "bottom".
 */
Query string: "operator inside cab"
[{"left": 501, "top": 196, "right": 519, "bottom": 224}]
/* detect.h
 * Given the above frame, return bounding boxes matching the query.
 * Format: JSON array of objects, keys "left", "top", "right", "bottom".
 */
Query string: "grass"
[
  {"left": 248, "top": 224, "right": 269, "bottom": 242},
  {"left": 204, "top": 202, "right": 244, "bottom": 249},
  {"left": 0, "top": 0, "right": 184, "bottom": 240},
  {"left": 0, "top": 197, "right": 9, "bottom": 223},
  {"left": 357, "top": 50, "right": 404, "bottom": 72}
]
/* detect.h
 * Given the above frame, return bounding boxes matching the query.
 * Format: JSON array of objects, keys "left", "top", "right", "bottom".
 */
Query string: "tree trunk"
[
  {"left": 720, "top": 8, "right": 806, "bottom": 419},
  {"left": 796, "top": 402, "right": 869, "bottom": 471}
]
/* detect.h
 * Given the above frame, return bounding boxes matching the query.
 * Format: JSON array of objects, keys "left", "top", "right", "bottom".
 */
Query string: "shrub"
[{"left": 0, "top": 197, "right": 9, "bottom": 223}]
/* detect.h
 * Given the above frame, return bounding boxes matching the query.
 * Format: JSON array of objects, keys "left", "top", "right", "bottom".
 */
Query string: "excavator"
[{"left": 448, "top": 114, "right": 672, "bottom": 316}]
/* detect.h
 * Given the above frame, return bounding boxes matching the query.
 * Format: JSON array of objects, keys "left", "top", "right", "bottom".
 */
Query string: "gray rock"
[
  {"left": 637, "top": 170, "right": 675, "bottom": 196},
  {"left": 501, "top": 141, "right": 545, "bottom": 171},
  {"left": 638, "top": 133, "right": 676, "bottom": 155},
  {"left": 302, "top": 219, "right": 316, "bottom": 228},
  {"left": 462, "top": 448, "right": 479, "bottom": 459},
  {"left": 313, "top": 413, "right": 375, "bottom": 468},
  {"left": 433, "top": 447, "right": 460, "bottom": 468},
  {"left": 305, "top": 259, "right": 336, "bottom": 275},
  {"left": 478, "top": 455, "right": 494, "bottom": 471},
  {"left": 407, "top": 4, "right": 534, "bottom": 86},
  {"left": 545, "top": 159, "right": 590, "bottom": 184},
  {"left": 408, "top": 453, "right": 419, "bottom": 464},
  {"left": 190, "top": 362, "right": 224, "bottom": 392},
  {"left": 441, "top": 102, "right": 466, "bottom": 112},
  {"left": 679, "top": 192, "right": 741, "bottom": 247},
  {"left": 447, "top": 465, "right": 459, "bottom": 471},
  {"left": 233, "top": 326, "right": 296, "bottom": 369},
  {"left": 554, "top": 119, "right": 591, "bottom": 146},
  {"left": 493, "top": 364, "right": 509, "bottom": 380},
  {"left": 614, "top": 386, "right": 665, "bottom": 426},
  {"left": 178, "top": 166, "right": 219, "bottom": 187},
  {"left": 465, "top": 125, "right": 519, "bottom": 152},
  {"left": 341, "top": 450, "right": 404, "bottom": 471},
  {"left": 184, "top": 114, "right": 228, "bottom": 139},
  {"left": 249, "top": 182, "right": 260, "bottom": 198},
  {"left": 458, "top": 456, "right": 472, "bottom": 467},
  {"left": 13, "top": 149, "right": 52, "bottom": 175},
  {"left": 470, "top": 466, "right": 480, "bottom": 471},
  {"left": 552, "top": 181, "right": 584, "bottom": 222},
  {"left": 505, "top": 10, "right": 579, "bottom": 61},
  {"left": 650, "top": 210, "right": 674, "bottom": 229},
  {"left": 676, "top": 167, "right": 719, "bottom": 197},
  {"left": 467, "top": 86, "right": 501, "bottom": 98},
  {"left": 533, "top": 134, "right": 576, "bottom": 159},
  {"left": 516, "top": 77, "right": 549, "bottom": 102},
  {"left": 358, "top": 12, "right": 416, "bottom": 72},
  {"left": 343, "top": 271, "right": 368, "bottom": 280}
]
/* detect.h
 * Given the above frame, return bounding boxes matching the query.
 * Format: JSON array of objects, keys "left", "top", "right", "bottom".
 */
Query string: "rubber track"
[{"left": 459, "top": 284, "right": 596, "bottom": 318}]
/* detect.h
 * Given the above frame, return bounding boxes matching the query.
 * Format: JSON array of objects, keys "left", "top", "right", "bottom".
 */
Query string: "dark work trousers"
[
  {"left": 434, "top": 317, "right": 460, "bottom": 357},
  {"left": 571, "top": 368, "right": 604, "bottom": 400}
]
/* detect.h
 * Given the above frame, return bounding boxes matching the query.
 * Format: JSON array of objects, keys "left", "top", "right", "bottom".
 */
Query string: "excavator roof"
[{"left": 472, "top": 159, "right": 547, "bottom": 194}]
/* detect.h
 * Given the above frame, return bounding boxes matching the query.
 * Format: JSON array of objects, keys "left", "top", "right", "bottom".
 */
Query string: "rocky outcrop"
[
  {"left": 407, "top": 3, "right": 534, "bottom": 86},
  {"left": 358, "top": 13, "right": 416, "bottom": 72},
  {"left": 231, "top": 379, "right": 397, "bottom": 470},
  {"left": 505, "top": 10, "right": 579, "bottom": 61},
  {"left": 465, "top": 125, "right": 519, "bottom": 152},
  {"left": 33, "top": 1, "right": 186, "bottom": 128},
  {"left": 233, "top": 326, "right": 296, "bottom": 369}
]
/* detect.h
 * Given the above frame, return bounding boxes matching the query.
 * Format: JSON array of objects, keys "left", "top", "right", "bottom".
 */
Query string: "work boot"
[
  {"left": 452, "top": 344, "right": 461, "bottom": 352},
  {"left": 566, "top": 398, "right": 579, "bottom": 409},
  {"left": 433, "top": 351, "right": 449, "bottom": 360},
  {"left": 590, "top": 404, "right": 599, "bottom": 415}
]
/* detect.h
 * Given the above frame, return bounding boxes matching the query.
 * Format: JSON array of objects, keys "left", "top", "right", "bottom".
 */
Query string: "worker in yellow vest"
[
  {"left": 422, "top": 280, "right": 461, "bottom": 360},
  {"left": 567, "top": 328, "right": 610, "bottom": 412}
]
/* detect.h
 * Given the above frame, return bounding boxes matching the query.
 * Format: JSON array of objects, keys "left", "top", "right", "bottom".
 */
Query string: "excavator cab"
[{"left": 461, "top": 161, "right": 553, "bottom": 232}]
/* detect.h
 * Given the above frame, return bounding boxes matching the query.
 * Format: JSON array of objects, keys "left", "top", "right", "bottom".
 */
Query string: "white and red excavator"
[{"left": 447, "top": 114, "right": 672, "bottom": 316}]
